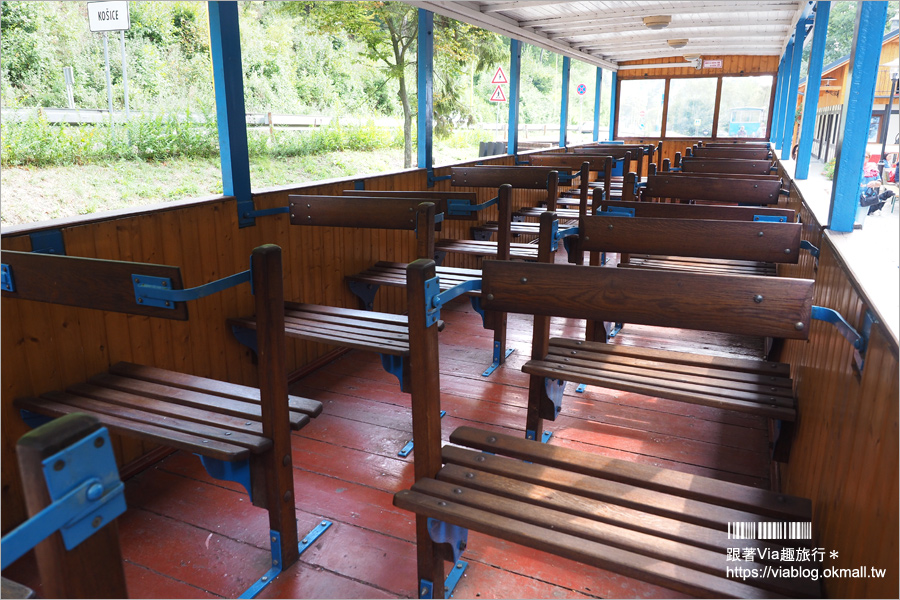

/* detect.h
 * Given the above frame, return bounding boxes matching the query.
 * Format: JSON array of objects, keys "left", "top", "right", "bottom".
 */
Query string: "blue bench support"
[
  {"left": 399, "top": 411, "right": 446, "bottom": 457},
  {"left": 240, "top": 521, "right": 333, "bottom": 599},
  {"left": 418, "top": 519, "right": 468, "bottom": 599}
]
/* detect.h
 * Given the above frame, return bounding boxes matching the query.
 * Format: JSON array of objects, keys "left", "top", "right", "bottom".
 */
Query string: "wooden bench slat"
[
  {"left": 542, "top": 346, "right": 794, "bottom": 396},
  {"left": 44, "top": 389, "right": 274, "bottom": 451},
  {"left": 620, "top": 260, "right": 776, "bottom": 277},
  {"left": 523, "top": 360, "right": 795, "bottom": 419},
  {"left": 87, "top": 373, "right": 309, "bottom": 429},
  {"left": 417, "top": 473, "right": 818, "bottom": 598},
  {"left": 347, "top": 263, "right": 480, "bottom": 292},
  {"left": 108, "top": 362, "right": 322, "bottom": 417},
  {"left": 547, "top": 338, "right": 790, "bottom": 377},
  {"left": 284, "top": 301, "right": 409, "bottom": 326},
  {"left": 394, "top": 488, "right": 783, "bottom": 599},
  {"left": 14, "top": 396, "right": 250, "bottom": 461},
  {"left": 449, "top": 427, "right": 811, "bottom": 519},
  {"left": 282, "top": 309, "right": 410, "bottom": 337},
  {"left": 278, "top": 319, "right": 410, "bottom": 355}
]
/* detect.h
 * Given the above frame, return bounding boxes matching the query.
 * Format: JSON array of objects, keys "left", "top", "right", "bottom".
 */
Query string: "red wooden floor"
[{"left": 6, "top": 295, "right": 775, "bottom": 599}]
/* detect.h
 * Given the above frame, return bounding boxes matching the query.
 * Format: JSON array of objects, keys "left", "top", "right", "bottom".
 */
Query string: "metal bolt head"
[
  {"left": 91, "top": 516, "right": 103, "bottom": 528},
  {"left": 784, "top": 248, "right": 791, "bottom": 254},
  {"left": 53, "top": 460, "right": 65, "bottom": 471},
  {"left": 758, "top": 231, "right": 764, "bottom": 237},
  {"left": 754, "top": 294, "right": 763, "bottom": 303},
  {"left": 520, "top": 277, "right": 527, "bottom": 283},
  {"left": 608, "top": 224, "right": 614, "bottom": 230},
  {"left": 486, "top": 293, "right": 494, "bottom": 301},
  {"left": 795, "top": 322, "right": 805, "bottom": 331},
  {"left": 94, "top": 436, "right": 105, "bottom": 448}
]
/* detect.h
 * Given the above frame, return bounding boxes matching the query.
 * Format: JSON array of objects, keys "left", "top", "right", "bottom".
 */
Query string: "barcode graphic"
[{"left": 728, "top": 522, "right": 812, "bottom": 540}]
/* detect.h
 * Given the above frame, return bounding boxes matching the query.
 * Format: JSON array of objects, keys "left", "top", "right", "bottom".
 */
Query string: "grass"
[{"left": 0, "top": 145, "right": 481, "bottom": 226}]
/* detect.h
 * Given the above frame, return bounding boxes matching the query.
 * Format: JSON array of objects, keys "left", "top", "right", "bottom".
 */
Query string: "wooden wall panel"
[
  {"left": 616, "top": 55, "right": 778, "bottom": 80},
  {"left": 776, "top": 179, "right": 900, "bottom": 598}
]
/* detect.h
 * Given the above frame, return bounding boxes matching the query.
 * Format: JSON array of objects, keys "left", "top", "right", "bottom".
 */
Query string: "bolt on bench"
[{"left": 2, "top": 245, "right": 326, "bottom": 597}]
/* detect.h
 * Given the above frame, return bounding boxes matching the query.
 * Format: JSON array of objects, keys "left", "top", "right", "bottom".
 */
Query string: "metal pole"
[
  {"left": 507, "top": 39, "right": 521, "bottom": 156},
  {"left": 103, "top": 32, "right": 114, "bottom": 133},
  {"left": 795, "top": 1, "right": 831, "bottom": 180},
  {"left": 120, "top": 31, "right": 129, "bottom": 120}
]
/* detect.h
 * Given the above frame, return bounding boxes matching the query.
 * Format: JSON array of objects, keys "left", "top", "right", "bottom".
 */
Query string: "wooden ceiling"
[{"left": 404, "top": 1, "right": 814, "bottom": 70}]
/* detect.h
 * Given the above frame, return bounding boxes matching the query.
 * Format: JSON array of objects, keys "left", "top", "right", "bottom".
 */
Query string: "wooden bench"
[
  {"left": 3, "top": 245, "right": 324, "bottom": 588},
  {"left": 229, "top": 197, "right": 438, "bottom": 391},
  {"left": 628, "top": 172, "right": 788, "bottom": 205},
  {"left": 689, "top": 146, "right": 774, "bottom": 161},
  {"left": 674, "top": 156, "right": 776, "bottom": 176},
  {"left": 393, "top": 257, "right": 821, "bottom": 599},
  {"left": 346, "top": 188, "right": 558, "bottom": 376}
]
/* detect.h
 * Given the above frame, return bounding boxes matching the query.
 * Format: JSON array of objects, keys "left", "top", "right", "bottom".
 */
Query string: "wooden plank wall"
[
  {"left": 777, "top": 176, "right": 899, "bottom": 598},
  {"left": 0, "top": 153, "right": 586, "bottom": 531}
]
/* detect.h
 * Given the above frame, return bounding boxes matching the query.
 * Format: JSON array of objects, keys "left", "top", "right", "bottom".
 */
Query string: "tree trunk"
[{"left": 399, "top": 73, "right": 413, "bottom": 168}]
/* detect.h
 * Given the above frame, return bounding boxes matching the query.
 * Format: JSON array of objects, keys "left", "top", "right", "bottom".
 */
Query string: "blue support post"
[
  {"left": 796, "top": 2, "right": 831, "bottom": 179},
  {"left": 593, "top": 67, "right": 602, "bottom": 142},
  {"left": 507, "top": 39, "right": 522, "bottom": 156},
  {"left": 559, "top": 56, "right": 570, "bottom": 148},
  {"left": 770, "top": 55, "right": 786, "bottom": 145},
  {"left": 208, "top": 1, "right": 253, "bottom": 228},
  {"left": 609, "top": 70, "right": 617, "bottom": 141},
  {"left": 417, "top": 10, "right": 433, "bottom": 175},
  {"left": 774, "top": 41, "right": 794, "bottom": 151},
  {"left": 780, "top": 19, "right": 807, "bottom": 160},
  {"left": 828, "top": 1, "right": 889, "bottom": 232}
]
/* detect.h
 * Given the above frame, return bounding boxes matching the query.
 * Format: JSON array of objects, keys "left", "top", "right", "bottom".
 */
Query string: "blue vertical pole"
[
  {"left": 796, "top": 2, "right": 831, "bottom": 179},
  {"left": 769, "top": 56, "right": 786, "bottom": 144},
  {"left": 507, "top": 39, "right": 522, "bottom": 156},
  {"left": 208, "top": 1, "right": 253, "bottom": 227},
  {"left": 774, "top": 42, "right": 793, "bottom": 150},
  {"left": 609, "top": 70, "right": 617, "bottom": 141},
  {"left": 829, "top": 1, "right": 889, "bottom": 231},
  {"left": 780, "top": 19, "right": 807, "bottom": 160},
  {"left": 593, "top": 67, "right": 602, "bottom": 142},
  {"left": 417, "top": 9, "right": 433, "bottom": 178},
  {"left": 559, "top": 56, "right": 570, "bottom": 148}
]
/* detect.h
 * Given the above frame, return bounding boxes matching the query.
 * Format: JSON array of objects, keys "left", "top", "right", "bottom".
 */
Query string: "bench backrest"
[
  {"left": 658, "top": 170, "right": 780, "bottom": 182},
  {"left": 679, "top": 157, "right": 775, "bottom": 175},
  {"left": 593, "top": 198, "right": 795, "bottom": 222},
  {"left": 450, "top": 165, "right": 561, "bottom": 189},
  {"left": 690, "top": 146, "right": 772, "bottom": 160},
  {"left": 341, "top": 190, "right": 471, "bottom": 222},
  {"left": 479, "top": 260, "right": 813, "bottom": 340},
  {"left": 640, "top": 173, "right": 784, "bottom": 205},
  {"left": 580, "top": 215, "right": 802, "bottom": 263},
  {"left": 289, "top": 196, "right": 436, "bottom": 258}
]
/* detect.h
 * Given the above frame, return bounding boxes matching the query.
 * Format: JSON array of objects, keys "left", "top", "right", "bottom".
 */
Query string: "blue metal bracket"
[
  {"left": 602, "top": 207, "right": 635, "bottom": 217},
  {"left": 380, "top": 354, "right": 407, "bottom": 392},
  {"left": 753, "top": 215, "right": 788, "bottom": 223},
  {"left": 398, "top": 411, "right": 446, "bottom": 457},
  {"left": 575, "top": 384, "right": 587, "bottom": 393},
  {"left": 482, "top": 342, "right": 515, "bottom": 377},
  {"left": 447, "top": 196, "right": 498, "bottom": 217},
  {"left": 355, "top": 180, "right": 366, "bottom": 191},
  {"left": 609, "top": 322, "right": 624, "bottom": 338},
  {"left": 29, "top": 230, "right": 66, "bottom": 255},
  {"left": 199, "top": 456, "right": 252, "bottom": 502},
  {"left": 19, "top": 408, "right": 54, "bottom": 429},
  {"left": 778, "top": 188, "right": 791, "bottom": 196},
  {"left": 240, "top": 521, "right": 332, "bottom": 599},
  {"left": 231, "top": 326, "right": 259, "bottom": 355},
  {"left": 1, "top": 264, "right": 14, "bottom": 292},
  {"left": 544, "top": 377, "right": 565, "bottom": 419},
  {"left": 133, "top": 269, "right": 251, "bottom": 309},
  {"left": 800, "top": 240, "right": 820, "bottom": 258},
  {"left": 419, "top": 560, "right": 468, "bottom": 600},
  {"left": 424, "top": 276, "right": 482, "bottom": 328},
  {"left": 427, "top": 169, "right": 451, "bottom": 188},
  {"left": 348, "top": 281, "right": 380, "bottom": 311},
  {"left": 812, "top": 306, "right": 874, "bottom": 355},
  {"left": 1, "top": 426, "right": 126, "bottom": 571},
  {"left": 427, "top": 518, "right": 468, "bottom": 563},
  {"left": 243, "top": 206, "right": 290, "bottom": 220},
  {"left": 469, "top": 296, "right": 485, "bottom": 327},
  {"left": 525, "top": 430, "right": 553, "bottom": 443},
  {"left": 472, "top": 229, "right": 493, "bottom": 242},
  {"left": 514, "top": 157, "right": 529, "bottom": 165}
]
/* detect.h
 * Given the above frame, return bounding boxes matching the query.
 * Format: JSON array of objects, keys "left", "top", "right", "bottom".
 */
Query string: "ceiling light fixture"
[
  {"left": 642, "top": 15, "right": 672, "bottom": 30},
  {"left": 667, "top": 39, "right": 688, "bottom": 49}
]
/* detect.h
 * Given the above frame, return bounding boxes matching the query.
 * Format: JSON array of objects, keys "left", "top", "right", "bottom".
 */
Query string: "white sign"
[
  {"left": 88, "top": 1, "right": 130, "bottom": 32},
  {"left": 489, "top": 85, "right": 507, "bottom": 102},
  {"left": 702, "top": 59, "right": 723, "bottom": 69},
  {"left": 491, "top": 67, "right": 508, "bottom": 85}
]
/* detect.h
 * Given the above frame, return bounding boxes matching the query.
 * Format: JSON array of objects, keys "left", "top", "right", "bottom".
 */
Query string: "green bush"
[{"left": 823, "top": 158, "right": 835, "bottom": 181}]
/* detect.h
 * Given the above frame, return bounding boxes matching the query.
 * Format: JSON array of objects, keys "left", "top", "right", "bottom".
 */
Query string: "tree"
[{"left": 283, "top": 2, "right": 418, "bottom": 167}]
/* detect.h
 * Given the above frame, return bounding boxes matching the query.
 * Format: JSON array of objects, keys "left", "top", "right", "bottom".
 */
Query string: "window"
[
  {"left": 716, "top": 75, "right": 774, "bottom": 138},
  {"left": 617, "top": 79, "right": 664, "bottom": 137},
  {"left": 664, "top": 77, "right": 717, "bottom": 137}
]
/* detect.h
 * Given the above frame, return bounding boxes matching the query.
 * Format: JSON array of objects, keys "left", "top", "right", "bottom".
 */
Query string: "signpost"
[
  {"left": 490, "top": 86, "right": 507, "bottom": 102},
  {"left": 87, "top": 2, "right": 131, "bottom": 126},
  {"left": 576, "top": 83, "right": 587, "bottom": 95}
]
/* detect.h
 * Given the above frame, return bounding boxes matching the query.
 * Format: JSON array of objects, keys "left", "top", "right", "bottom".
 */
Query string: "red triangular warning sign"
[
  {"left": 489, "top": 85, "right": 507, "bottom": 102},
  {"left": 491, "top": 67, "right": 508, "bottom": 84}
]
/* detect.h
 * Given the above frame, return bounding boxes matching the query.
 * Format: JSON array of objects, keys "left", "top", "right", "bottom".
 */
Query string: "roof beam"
[
  {"left": 572, "top": 29, "right": 789, "bottom": 46},
  {"left": 549, "top": 21, "right": 790, "bottom": 39},
  {"left": 482, "top": 0, "right": 582, "bottom": 14}
]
